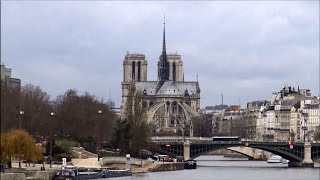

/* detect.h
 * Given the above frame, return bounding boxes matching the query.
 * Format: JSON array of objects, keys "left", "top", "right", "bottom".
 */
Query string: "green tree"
[
  {"left": 112, "top": 118, "right": 131, "bottom": 153},
  {"left": 55, "top": 139, "right": 79, "bottom": 154}
]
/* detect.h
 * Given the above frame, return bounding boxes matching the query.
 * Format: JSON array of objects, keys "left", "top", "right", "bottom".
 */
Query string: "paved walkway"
[
  {"left": 10, "top": 160, "right": 166, "bottom": 173},
  {"left": 11, "top": 162, "right": 62, "bottom": 171}
]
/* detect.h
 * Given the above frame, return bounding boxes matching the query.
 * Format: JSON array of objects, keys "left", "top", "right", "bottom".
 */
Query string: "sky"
[{"left": 1, "top": 1, "right": 319, "bottom": 108}]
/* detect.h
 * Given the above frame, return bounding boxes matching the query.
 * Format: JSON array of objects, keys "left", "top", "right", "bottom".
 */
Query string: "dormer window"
[{"left": 185, "top": 89, "right": 189, "bottom": 96}]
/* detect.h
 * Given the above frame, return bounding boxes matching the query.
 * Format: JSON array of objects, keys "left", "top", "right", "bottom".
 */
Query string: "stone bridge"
[{"left": 151, "top": 137, "right": 320, "bottom": 167}]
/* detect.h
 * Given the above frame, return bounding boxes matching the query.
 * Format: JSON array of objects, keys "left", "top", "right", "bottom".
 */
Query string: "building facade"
[
  {"left": 259, "top": 86, "right": 319, "bottom": 142},
  {"left": 301, "top": 97, "right": 320, "bottom": 141},
  {"left": 1, "top": 63, "right": 21, "bottom": 89}
]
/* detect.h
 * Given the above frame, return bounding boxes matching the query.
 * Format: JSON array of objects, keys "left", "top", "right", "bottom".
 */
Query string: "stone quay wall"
[
  {"left": 150, "top": 163, "right": 184, "bottom": 172},
  {"left": 0, "top": 170, "right": 56, "bottom": 180}
]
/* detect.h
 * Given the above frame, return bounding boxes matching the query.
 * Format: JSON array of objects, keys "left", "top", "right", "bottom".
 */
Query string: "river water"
[{"left": 108, "top": 155, "right": 320, "bottom": 180}]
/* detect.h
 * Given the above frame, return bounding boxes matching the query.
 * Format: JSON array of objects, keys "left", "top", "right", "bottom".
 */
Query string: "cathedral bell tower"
[
  {"left": 123, "top": 53, "right": 147, "bottom": 83},
  {"left": 121, "top": 52, "right": 148, "bottom": 114}
]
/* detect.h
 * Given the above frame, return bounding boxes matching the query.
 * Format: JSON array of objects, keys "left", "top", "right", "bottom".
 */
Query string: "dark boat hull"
[
  {"left": 184, "top": 159, "right": 197, "bottom": 169},
  {"left": 53, "top": 170, "right": 132, "bottom": 180}
]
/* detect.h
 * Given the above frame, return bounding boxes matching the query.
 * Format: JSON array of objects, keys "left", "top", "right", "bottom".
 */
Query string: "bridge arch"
[
  {"left": 226, "top": 147, "right": 255, "bottom": 159},
  {"left": 159, "top": 143, "right": 305, "bottom": 162},
  {"left": 189, "top": 144, "right": 303, "bottom": 162},
  {"left": 248, "top": 145, "right": 303, "bottom": 162}
]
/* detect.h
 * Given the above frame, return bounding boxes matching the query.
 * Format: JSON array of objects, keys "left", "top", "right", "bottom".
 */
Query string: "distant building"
[
  {"left": 260, "top": 85, "right": 317, "bottom": 142},
  {"left": 111, "top": 108, "right": 121, "bottom": 118},
  {"left": 200, "top": 105, "right": 228, "bottom": 135},
  {"left": 107, "top": 99, "right": 115, "bottom": 109},
  {"left": 301, "top": 97, "right": 320, "bottom": 141},
  {"left": 218, "top": 105, "right": 245, "bottom": 136},
  {"left": 1, "top": 64, "right": 21, "bottom": 89},
  {"left": 200, "top": 105, "right": 228, "bottom": 114},
  {"left": 262, "top": 106, "right": 276, "bottom": 140},
  {"left": 228, "top": 105, "right": 241, "bottom": 112}
]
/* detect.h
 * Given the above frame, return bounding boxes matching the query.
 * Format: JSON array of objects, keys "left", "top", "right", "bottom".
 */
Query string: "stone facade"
[
  {"left": 0, "top": 64, "right": 21, "bottom": 89},
  {"left": 301, "top": 97, "right": 320, "bottom": 141}
]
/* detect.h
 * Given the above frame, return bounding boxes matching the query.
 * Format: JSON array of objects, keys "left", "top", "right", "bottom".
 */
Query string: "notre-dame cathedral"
[{"left": 121, "top": 21, "right": 200, "bottom": 136}]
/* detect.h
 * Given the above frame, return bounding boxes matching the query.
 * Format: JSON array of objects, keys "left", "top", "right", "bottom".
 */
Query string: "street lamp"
[
  {"left": 97, "top": 110, "right": 102, "bottom": 161},
  {"left": 290, "top": 128, "right": 295, "bottom": 142},
  {"left": 18, "top": 110, "right": 24, "bottom": 168},
  {"left": 19, "top": 110, "right": 24, "bottom": 129},
  {"left": 49, "top": 112, "right": 55, "bottom": 168}
]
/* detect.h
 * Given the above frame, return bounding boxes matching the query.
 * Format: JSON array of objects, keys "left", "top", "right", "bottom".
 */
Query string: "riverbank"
[{"left": 1, "top": 160, "right": 184, "bottom": 179}]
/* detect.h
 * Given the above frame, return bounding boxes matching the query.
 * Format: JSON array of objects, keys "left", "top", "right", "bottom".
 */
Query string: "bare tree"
[
  {"left": 20, "top": 84, "right": 52, "bottom": 135},
  {"left": 1, "top": 81, "right": 21, "bottom": 132},
  {"left": 112, "top": 86, "right": 150, "bottom": 157},
  {"left": 53, "top": 89, "right": 115, "bottom": 152},
  {"left": 192, "top": 114, "right": 213, "bottom": 137}
]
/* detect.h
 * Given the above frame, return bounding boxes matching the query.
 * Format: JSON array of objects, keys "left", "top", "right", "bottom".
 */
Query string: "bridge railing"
[{"left": 150, "top": 136, "right": 306, "bottom": 146}]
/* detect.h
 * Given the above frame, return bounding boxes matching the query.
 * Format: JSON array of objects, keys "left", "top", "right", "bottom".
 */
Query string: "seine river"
[{"left": 108, "top": 155, "right": 320, "bottom": 180}]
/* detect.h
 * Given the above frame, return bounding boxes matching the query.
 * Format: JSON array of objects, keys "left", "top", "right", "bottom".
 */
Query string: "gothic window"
[
  {"left": 170, "top": 117, "right": 175, "bottom": 126},
  {"left": 172, "top": 101, "right": 177, "bottom": 113},
  {"left": 137, "top": 61, "right": 141, "bottom": 81},
  {"left": 149, "top": 101, "right": 154, "bottom": 107},
  {"left": 132, "top": 61, "right": 135, "bottom": 81},
  {"left": 172, "top": 62, "right": 176, "bottom": 81},
  {"left": 142, "top": 101, "right": 147, "bottom": 108},
  {"left": 166, "top": 101, "right": 170, "bottom": 112}
]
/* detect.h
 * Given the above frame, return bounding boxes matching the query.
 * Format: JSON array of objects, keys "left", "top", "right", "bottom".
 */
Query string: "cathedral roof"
[
  {"left": 135, "top": 81, "right": 158, "bottom": 95},
  {"left": 134, "top": 81, "right": 198, "bottom": 96}
]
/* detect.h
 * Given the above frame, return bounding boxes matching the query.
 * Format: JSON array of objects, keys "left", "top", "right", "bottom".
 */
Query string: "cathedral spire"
[
  {"left": 158, "top": 15, "right": 169, "bottom": 83},
  {"left": 162, "top": 14, "right": 167, "bottom": 63}
]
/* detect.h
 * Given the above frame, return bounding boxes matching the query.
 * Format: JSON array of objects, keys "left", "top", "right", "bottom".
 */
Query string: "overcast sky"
[{"left": 1, "top": 1, "right": 319, "bottom": 108}]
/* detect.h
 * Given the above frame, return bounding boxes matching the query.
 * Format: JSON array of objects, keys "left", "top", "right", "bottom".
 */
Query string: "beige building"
[
  {"left": 246, "top": 100, "right": 269, "bottom": 140},
  {"left": 301, "top": 97, "right": 320, "bottom": 141},
  {"left": 121, "top": 22, "right": 200, "bottom": 135},
  {"left": 267, "top": 86, "right": 310, "bottom": 141}
]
